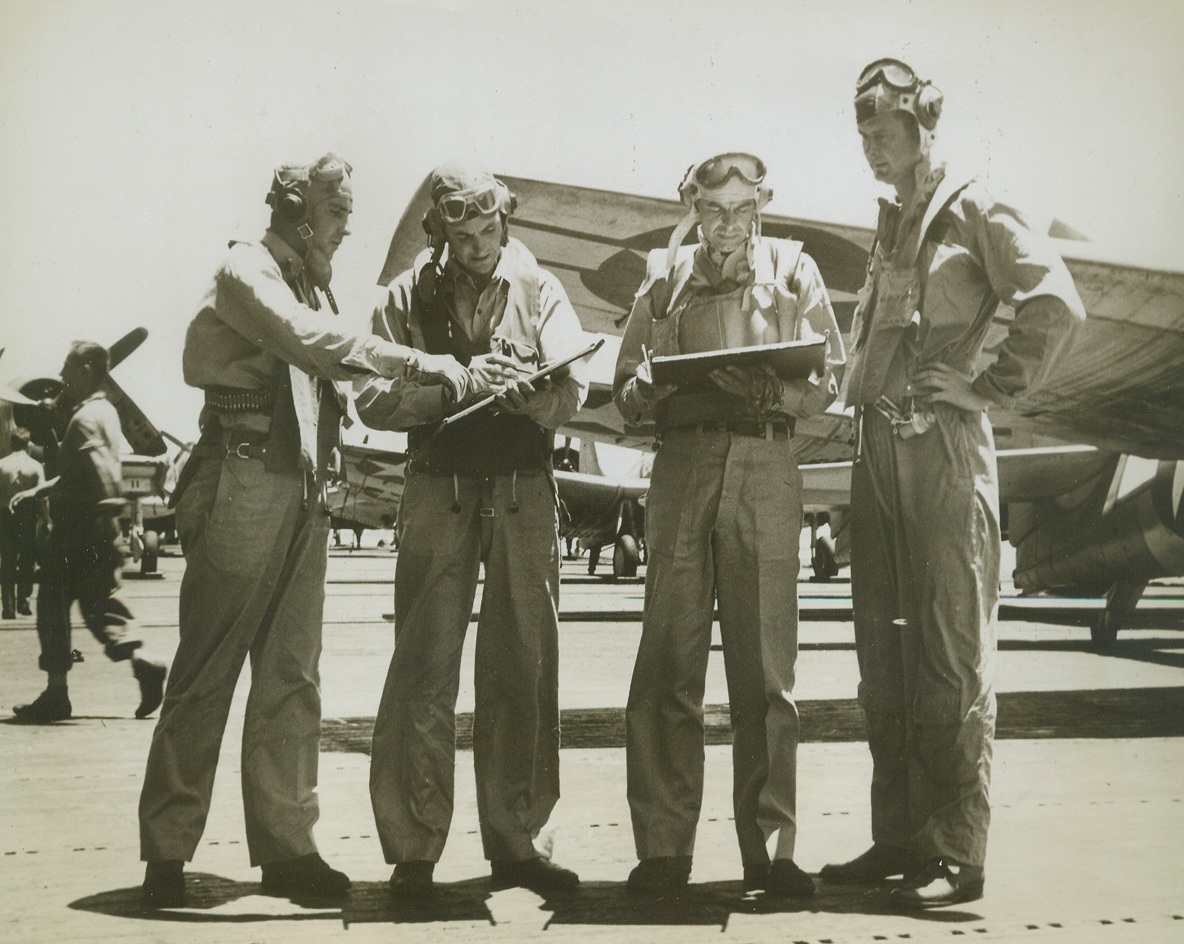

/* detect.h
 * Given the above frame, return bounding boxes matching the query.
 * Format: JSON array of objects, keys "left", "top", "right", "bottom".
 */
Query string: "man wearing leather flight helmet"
[
  {"left": 138, "top": 154, "right": 466, "bottom": 908},
  {"left": 613, "top": 152, "right": 844, "bottom": 898},
  {"left": 821, "top": 59, "right": 1085, "bottom": 908},
  {"left": 356, "top": 162, "right": 589, "bottom": 898}
]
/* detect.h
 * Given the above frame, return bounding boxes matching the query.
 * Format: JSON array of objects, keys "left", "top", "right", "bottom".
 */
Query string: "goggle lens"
[
  {"left": 437, "top": 185, "right": 501, "bottom": 224},
  {"left": 856, "top": 58, "right": 919, "bottom": 95},
  {"left": 694, "top": 152, "right": 767, "bottom": 189}
]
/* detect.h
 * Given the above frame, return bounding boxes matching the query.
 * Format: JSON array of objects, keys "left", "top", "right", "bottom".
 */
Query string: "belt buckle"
[
  {"left": 479, "top": 507, "right": 496, "bottom": 518},
  {"left": 226, "top": 442, "right": 252, "bottom": 459}
]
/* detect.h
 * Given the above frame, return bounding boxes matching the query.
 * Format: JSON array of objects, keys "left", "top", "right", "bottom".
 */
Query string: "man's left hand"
[
  {"left": 913, "top": 365, "right": 993, "bottom": 412},
  {"left": 495, "top": 376, "right": 553, "bottom": 414},
  {"left": 708, "top": 365, "right": 783, "bottom": 414}
]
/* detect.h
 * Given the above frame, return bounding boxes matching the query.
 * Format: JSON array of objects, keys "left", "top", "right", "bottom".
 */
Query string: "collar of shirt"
[
  {"left": 876, "top": 159, "right": 947, "bottom": 255},
  {"left": 442, "top": 252, "right": 508, "bottom": 340},
  {"left": 67, "top": 390, "right": 107, "bottom": 419}
]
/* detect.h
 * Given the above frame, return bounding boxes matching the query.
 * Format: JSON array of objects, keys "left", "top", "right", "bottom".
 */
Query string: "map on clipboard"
[{"left": 650, "top": 338, "right": 827, "bottom": 388}]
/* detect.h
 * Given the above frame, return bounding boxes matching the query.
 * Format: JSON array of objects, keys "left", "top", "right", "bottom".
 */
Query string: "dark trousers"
[
  {"left": 0, "top": 507, "right": 37, "bottom": 610},
  {"left": 36, "top": 515, "right": 139, "bottom": 675}
]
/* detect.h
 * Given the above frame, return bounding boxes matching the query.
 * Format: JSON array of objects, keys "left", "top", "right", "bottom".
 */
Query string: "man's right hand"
[
  {"left": 631, "top": 358, "right": 676, "bottom": 407},
  {"left": 406, "top": 351, "right": 471, "bottom": 403},
  {"left": 467, "top": 352, "right": 523, "bottom": 397}
]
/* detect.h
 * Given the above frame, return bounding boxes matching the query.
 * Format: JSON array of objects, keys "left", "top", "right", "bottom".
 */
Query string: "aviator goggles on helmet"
[
  {"left": 854, "top": 57, "right": 941, "bottom": 130},
  {"left": 692, "top": 152, "right": 768, "bottom": 189},
  {"left": 435, "top": 183, "right": 505, "bottom": 224},
  {"left": 856, "top": 58, "right": 922, "bottom": 95}
]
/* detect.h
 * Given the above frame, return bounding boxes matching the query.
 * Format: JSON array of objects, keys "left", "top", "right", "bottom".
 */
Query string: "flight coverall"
[
  {"left": 356, "top": 237, "right": 589, "bottom": 864},
  {"left": 614, "top": 237, "right": 844, "bottom": 865},
  {"left": 845, "top": 164, "right": 1085, "bottom": 868},
  {"left": 139, "top": 231, "right": 418, "bottom": 866},
  {"left": 35, "top": 394, "right": 142, "bottom": 672}
]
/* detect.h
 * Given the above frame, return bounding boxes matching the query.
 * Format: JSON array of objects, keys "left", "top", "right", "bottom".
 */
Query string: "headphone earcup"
[
  {"left": 275, "top": 185, "right": 305, "bottom": 222},
  {"left": 421, "top": 208, "right": 444, "bottom": 243},
  {"left": 916, "top": 83, "right": 943, "bottom": 130},
  {"left": 268, "top": 171, "right": 305, "bottom": 223}
]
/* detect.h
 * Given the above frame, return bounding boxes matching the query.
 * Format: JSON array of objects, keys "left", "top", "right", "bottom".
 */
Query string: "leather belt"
[
  {"left": 679, "top": 418, "right": 795, "bottom": 441},
  {"left": 190, "top": 430, "right": 272, "bottom": 462}
]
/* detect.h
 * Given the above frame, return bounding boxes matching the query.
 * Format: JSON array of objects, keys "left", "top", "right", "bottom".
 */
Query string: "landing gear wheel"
[
  {"left": 812, "top": 535, "right": 838, "bottom": 582},
  {"left": 1090, "top": 609, "right": 1119, "bottom": 649},
  {"left": 613, "top": 534, "right": 640, "bottom": 579},
  {"left": 140, "top": 530, "right": 160, "bottom": 576}
]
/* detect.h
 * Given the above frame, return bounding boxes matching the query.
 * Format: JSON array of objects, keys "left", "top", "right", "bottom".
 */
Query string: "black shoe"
[
  {"left": 490, "top": 856, "right": 580, "bottom": 893},
  {"left": 260, "top": 853, "right": 351, "bottom": 898},
  {"left": 133, "top": 658, "right": 167, "bottom": 719},
  {"left": 888, "top": 857, "right": 984, "bottom": 909},
  {"left": 819, "top": 843, "right": 921, "bottom": 884},
  {"left": 16, "top": 600, "right": 31, "bottom": 616},
  {"left": 143, "top": 860, "right": 185, "bottom": 908},
  {"left": 744, "top": 859, "right": 815, "bottom": 898},
  {"left": 626, "top": 856, "right": 692, "bottom": 897},
  {"left": 389, "top": 860, "right": 435, "bottom": 898},
  {"left": 1, "top": 610, "right": 13, "bottom": 620},
  {"left": 13, "top": 688, "right": 71, "bottom": 723},
  {"left": 767, "top": 859, "right": 816, "bottom": 898}
]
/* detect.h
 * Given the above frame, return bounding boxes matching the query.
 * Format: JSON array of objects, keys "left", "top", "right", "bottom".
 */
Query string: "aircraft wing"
[
  {"left": 378, "top": 175, "right": 1184, "bottom": 463},
  {"left": 799, "top": 445, "right": 1117, "bottom": 511},
  {"left": 329, "top": 442, "right": 408, "bottom": 532},
  {"left": 377, "top": 175, "right": 862, "bottom": 464}
]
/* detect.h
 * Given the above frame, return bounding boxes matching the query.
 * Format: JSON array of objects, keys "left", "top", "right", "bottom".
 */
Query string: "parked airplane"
[
  {"left": 327, "top": 430, "right": 649, "bottom": 579},
  {"left": 375, "top": 174, "right": 1184, "bottom": 646}
]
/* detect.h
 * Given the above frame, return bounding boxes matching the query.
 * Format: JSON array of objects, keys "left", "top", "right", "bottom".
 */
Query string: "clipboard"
[
  {"left": 650, "top": 338, "right": 826, "bottom": 388},
  {"left": 441, "top": 337, "right": 605, "bottom": 427}
]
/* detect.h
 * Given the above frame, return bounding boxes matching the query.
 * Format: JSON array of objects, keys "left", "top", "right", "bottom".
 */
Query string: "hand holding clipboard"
[{"left": 441, "top": 337, "right": 605, "bottom": 427}]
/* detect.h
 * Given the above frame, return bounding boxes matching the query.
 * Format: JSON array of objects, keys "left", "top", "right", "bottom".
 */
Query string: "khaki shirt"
[
  {"left": 54, "top": 393, "right": 122, "bottom": 520},
  {"left": 184, "top": 230, "right": 414, "bottom": 469},
  {"left": 356, "top": 238, "right": 589, "bottom": 433}
]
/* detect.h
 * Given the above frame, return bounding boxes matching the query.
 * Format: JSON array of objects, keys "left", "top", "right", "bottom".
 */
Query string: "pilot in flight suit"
[
  {"left": 820, "top": 59, "right": 1085, "bottom": 908},
  {"left": 356, "top": 163, "right": 589, "bottom": 898},
  {"left": 614, "top": 152, "right": 845, "bottom": 897}
]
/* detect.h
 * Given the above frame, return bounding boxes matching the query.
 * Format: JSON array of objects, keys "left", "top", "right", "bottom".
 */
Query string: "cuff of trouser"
[
  {"left": 38, "top": 654, "right": 75, "bottom": 675},
  {"left": 105, "top": 639, "right": 142, "bottom": 662}
]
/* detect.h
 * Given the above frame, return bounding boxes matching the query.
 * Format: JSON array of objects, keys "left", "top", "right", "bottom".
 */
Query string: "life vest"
[
  {"left": 407, "top": 238, "right": 551, "bottom": 474},
  {"left": 640, "top": 237, "right": 805, "bottom": 430}
]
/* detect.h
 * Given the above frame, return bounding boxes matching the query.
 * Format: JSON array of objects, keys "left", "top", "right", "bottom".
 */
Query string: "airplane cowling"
[{"left": 1012, "top": 460, "right": 1184, "bottom": 594}]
